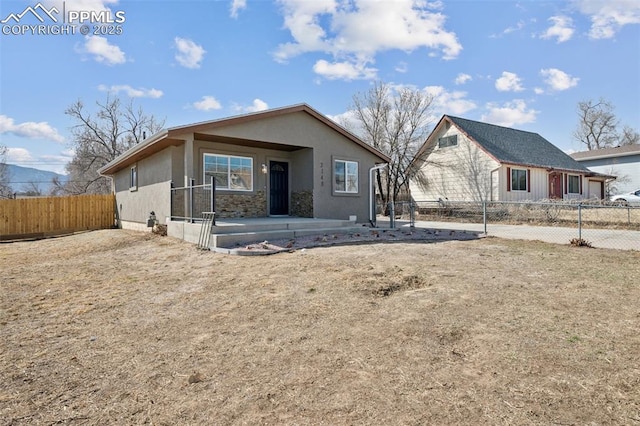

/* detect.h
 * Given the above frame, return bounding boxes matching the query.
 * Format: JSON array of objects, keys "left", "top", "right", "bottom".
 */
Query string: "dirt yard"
[{"left": 1, "top": 230, "right": 639, "bottom": 425}]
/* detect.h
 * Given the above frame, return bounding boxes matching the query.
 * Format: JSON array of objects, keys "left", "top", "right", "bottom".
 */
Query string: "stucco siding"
[
  {"left": 183, "top": 116, "right": 382, "bottom": 222},
  {"left": 103, "top": 106, "right": 388, "bottom": 225},
  {"left": 191, "top": 112, "right": 343, "bottom": 150},
  {"left": 114, "top": 148, "right": 173, "bottom": 225}
]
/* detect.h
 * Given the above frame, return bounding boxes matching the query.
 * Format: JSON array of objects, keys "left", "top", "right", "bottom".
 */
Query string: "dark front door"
[{"left": 269, "top": 161, "right": 289, "bottom": 215}]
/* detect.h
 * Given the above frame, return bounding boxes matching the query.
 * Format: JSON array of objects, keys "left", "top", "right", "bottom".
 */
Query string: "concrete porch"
[{"left": 167, "top": 217, "right": 368, "bottom": 250}]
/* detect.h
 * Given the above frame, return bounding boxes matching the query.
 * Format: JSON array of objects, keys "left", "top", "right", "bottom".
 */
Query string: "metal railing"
[{"left": 170, "top": 177, "right": 215, "bottom": 223}]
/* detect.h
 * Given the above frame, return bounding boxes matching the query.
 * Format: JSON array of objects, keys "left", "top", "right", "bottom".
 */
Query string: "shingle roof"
[
  {"left": 447, "top": 115, "right": 591, "bottom": 173},
  {"left": 570, "top": 144, "right": 640, "bottom": 160}
]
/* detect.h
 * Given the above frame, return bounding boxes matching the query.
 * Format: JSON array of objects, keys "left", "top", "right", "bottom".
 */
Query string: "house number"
[{"left": 320, "top": 162, "right": 324, "bottom": 186}]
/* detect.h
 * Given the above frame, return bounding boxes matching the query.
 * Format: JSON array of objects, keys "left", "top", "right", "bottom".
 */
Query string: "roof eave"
[{"left": 98, "top": 129, "right": 169, "bottom": 176}]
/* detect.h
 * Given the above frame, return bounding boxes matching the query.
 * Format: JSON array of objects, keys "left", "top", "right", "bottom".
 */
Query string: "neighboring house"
[
  {"left": 570, "top": 145, "right": 640, "bottom": 196},
  {"left": 98, "top": 103, "right": 389, "bottom": 231},
  {"left": 409, "top": 115, "right": 613, "bottom": 202}
]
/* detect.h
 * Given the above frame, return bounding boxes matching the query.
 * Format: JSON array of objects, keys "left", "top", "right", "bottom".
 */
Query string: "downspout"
[{"left": 369, "top": 163, "right": 388, "bottom": 227}]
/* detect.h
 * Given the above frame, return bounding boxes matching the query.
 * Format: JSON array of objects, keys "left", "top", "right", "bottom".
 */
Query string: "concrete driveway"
[{"left": 382, "top": 218, "right": 640, "bottom": 251}]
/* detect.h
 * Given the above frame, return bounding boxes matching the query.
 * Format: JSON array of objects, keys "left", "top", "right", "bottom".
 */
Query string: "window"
[
  {"left": 334, "top": 160, "right": 358, "bottom": 193},
  {"left": 510, "top": 168, "right": 528, "bottom": 191},
  {"left": 129, "top": 165, "right": 137, "bottom": 190},
  {"left": 438, "top": 135, "right": 458, "bottom": 148},
  {"left": 568, "top": 174, "right": 580, "bottom": 194},
  {"left": 203, "top": 154, "right": 253, "bottom": 191}
]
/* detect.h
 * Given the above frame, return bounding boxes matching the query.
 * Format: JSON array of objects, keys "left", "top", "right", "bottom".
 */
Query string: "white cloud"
[
  {"left": 454, "top": 73, "right": 472, "bottom": 85},
  {"left": 6, "top": 147, "right": 34, "bottom": 163},
  {"left": 573, "top": 0, "right": 640, "bottom": 39},
  {"left": 541, "top": 15, "right": 574, "bottom": 43},
  {"left": 246, "top": 99, "right": 269, "bottom": 112},
  {"left": 495, "top": 71, "right": 524, "bottom": 92},
  {"left": 0, "top": 115, "right": 65, "bottom": 142},
  {"left": 193, "top": 96, "right": 222, "bottom": 111},
  {"left": 326, "top": 109, "right": 360, "bottom": 131},
  {"left": 540, "top": 68, "right": 579, "bottom": 91},
  {"left": 174, "top": 37, "right": 206, "bottom": 69},
  {"left": 230, "top": 0, "right": 247, "bottom": 18},
  {"left": 313, "top": 59, "right": 377, "bottom": 80},
  {"left": 77, "top": 35, "right": 126, "bottom": 65},
  {"left": 481, "top": 100, "right": 538, "bottom": 127},
  {"left": 395, "top": 61, "right": 408, "bottom": 73},
  {"left": 5, "top": 148, "right": 71, "bottom": 174},
  {"left": 44, "top": 0, "right": 120, "bottom": 14},
  {"left": 274, "top": 0, "right": 462, "bottom": 80},
  {"left": 98, "top": 84, "right": 163, "bottom": 98},
  {"left": 233, "top": 99, "right": 270, "bottom": 113},
  {"left": 423, "top": 86, "right": 477, "bottom": 116},
  {"left": 491, "top": 20, "right": 526, "bottom": 38}
]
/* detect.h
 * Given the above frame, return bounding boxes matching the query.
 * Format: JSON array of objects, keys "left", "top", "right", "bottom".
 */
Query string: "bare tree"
[
  {"left": 574, "top": 98, "right": 638, "bottom": 150},
  {"left": 350, "top": 82, "right": 434, "bottom": 208},
  {"left": 451, "top": 142, "right": 494, "bottom": 202},
  {"left": 22, "top": 181, "right": 44, "bottom": 197},
  {"left": 58, "top": 96, "right": 164, "bottom": 194},
  {"left": 0, "top": 145, "right": 12, "bottom": 198},
  {"left": 619, "top": 125, "right": 640, "bottom": 146}
]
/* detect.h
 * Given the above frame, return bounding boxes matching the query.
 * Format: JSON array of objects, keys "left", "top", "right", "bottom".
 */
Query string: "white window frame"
[
  {"left": 334, "top": 159, "right": 359, "bottom": 194},
  {"left": 567, "top": 174, "right": 580, "bottom": 194},
  {"left": 129, "top": 164, "right": 138, "bottom": 191},
  {"left": 510, "top": 168, "right": 528, "bottom": 192},
  {"left": 203, "top": 153, "right": 253, "bottom": 192}
]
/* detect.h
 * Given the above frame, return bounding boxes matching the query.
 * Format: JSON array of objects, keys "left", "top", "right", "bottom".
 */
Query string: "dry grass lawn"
[{"left": 1, "top": 230, "right": 639, "bottom": 425}]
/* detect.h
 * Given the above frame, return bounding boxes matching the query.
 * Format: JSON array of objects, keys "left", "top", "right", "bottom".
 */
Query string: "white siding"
[
  {"left": 578, "top": 156, "right": 640, "bottom": 195},
  {"left": 498, "top": 166, "right": 549, "bottom": 201},
  {"left": 410, "top": 126, "right": 599, "bottom": 202},
  {"left": 410, "top": 127, "right": 499, "bottom": 202}
]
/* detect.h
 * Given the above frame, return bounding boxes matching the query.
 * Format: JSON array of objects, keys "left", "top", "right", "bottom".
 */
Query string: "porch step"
[
  {"left": 210, "top": 224, "right": 367, "bottom": 249},
  {"left": 211, "top": 218, "right": 354, "bottom": 234}
]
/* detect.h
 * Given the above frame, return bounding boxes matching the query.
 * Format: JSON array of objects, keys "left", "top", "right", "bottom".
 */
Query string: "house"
[
  {"left": 98, "top": 104, "right": 390, "bottom": 235},
  {"left": 570, "top": 145, "right": 640, "bottom": 196},
  {"left": 409, "top": 115, "right": 613, "bottom": 202}
]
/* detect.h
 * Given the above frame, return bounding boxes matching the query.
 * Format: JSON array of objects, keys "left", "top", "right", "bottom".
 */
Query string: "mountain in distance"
[{"left": 4, "top": 164, "right": 68, "bottom": 195}]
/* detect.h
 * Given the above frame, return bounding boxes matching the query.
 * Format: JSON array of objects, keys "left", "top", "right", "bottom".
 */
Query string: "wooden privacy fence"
[{"left": 0, "top": 194, "right": 116, "bottom": 240}]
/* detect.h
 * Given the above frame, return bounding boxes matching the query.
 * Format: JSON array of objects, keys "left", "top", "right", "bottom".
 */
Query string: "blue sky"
[{"left": 1, "top": 0, "right": 639, "bottom": 175}]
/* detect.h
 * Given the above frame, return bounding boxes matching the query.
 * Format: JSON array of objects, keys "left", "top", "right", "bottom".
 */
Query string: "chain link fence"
[{"left": 384, "top": 199, "right": 640, "bottom": 250}]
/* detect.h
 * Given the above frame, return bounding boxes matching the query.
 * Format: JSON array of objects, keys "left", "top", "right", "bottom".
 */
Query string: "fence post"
[
  {"left": 389, "top": 201, "right": 395, "bottom": 229},
  {"left": 189, "top": 178, "right": 195, "bottom": 223},
  {"left": 169, "top": 180, "right": 174, "bottom": 221},
  {"left": 410, "top": 201, "right": 415, "bottom": 229},
  {"left": 209, "top": 176, "right": 214, "bottom": 214},
  {"left": 483, "top": 200, "right": 487, "bottom": 235},
  {"left": 578, "top": 203, "right": 582, "bottom": 240}
]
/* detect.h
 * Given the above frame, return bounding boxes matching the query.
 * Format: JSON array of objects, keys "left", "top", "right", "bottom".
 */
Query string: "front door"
[
  {"left": 549, "top": 172, "right": 562, "bottom": 199},
  {"left": 269, "top": 161, "right": 289, "bottom": 215}
]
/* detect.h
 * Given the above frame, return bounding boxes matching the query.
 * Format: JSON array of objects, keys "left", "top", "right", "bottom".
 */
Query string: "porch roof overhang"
[{"left": 98, "top": 103, "right": 390, "bottom": 176}]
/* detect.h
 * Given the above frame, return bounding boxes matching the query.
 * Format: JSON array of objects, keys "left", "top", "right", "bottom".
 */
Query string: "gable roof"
[
  {"left": 443, "top": 115, "right": 591, "bottom": 173},
  {"left": 99, "top": 103, "right": 389, "bottom": 175},
  {"left": 413, "top": 115, "right": 601, "bottom": 176},
  {"left": 570, "top": 144, "right": 640, "bottom": 161}
]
